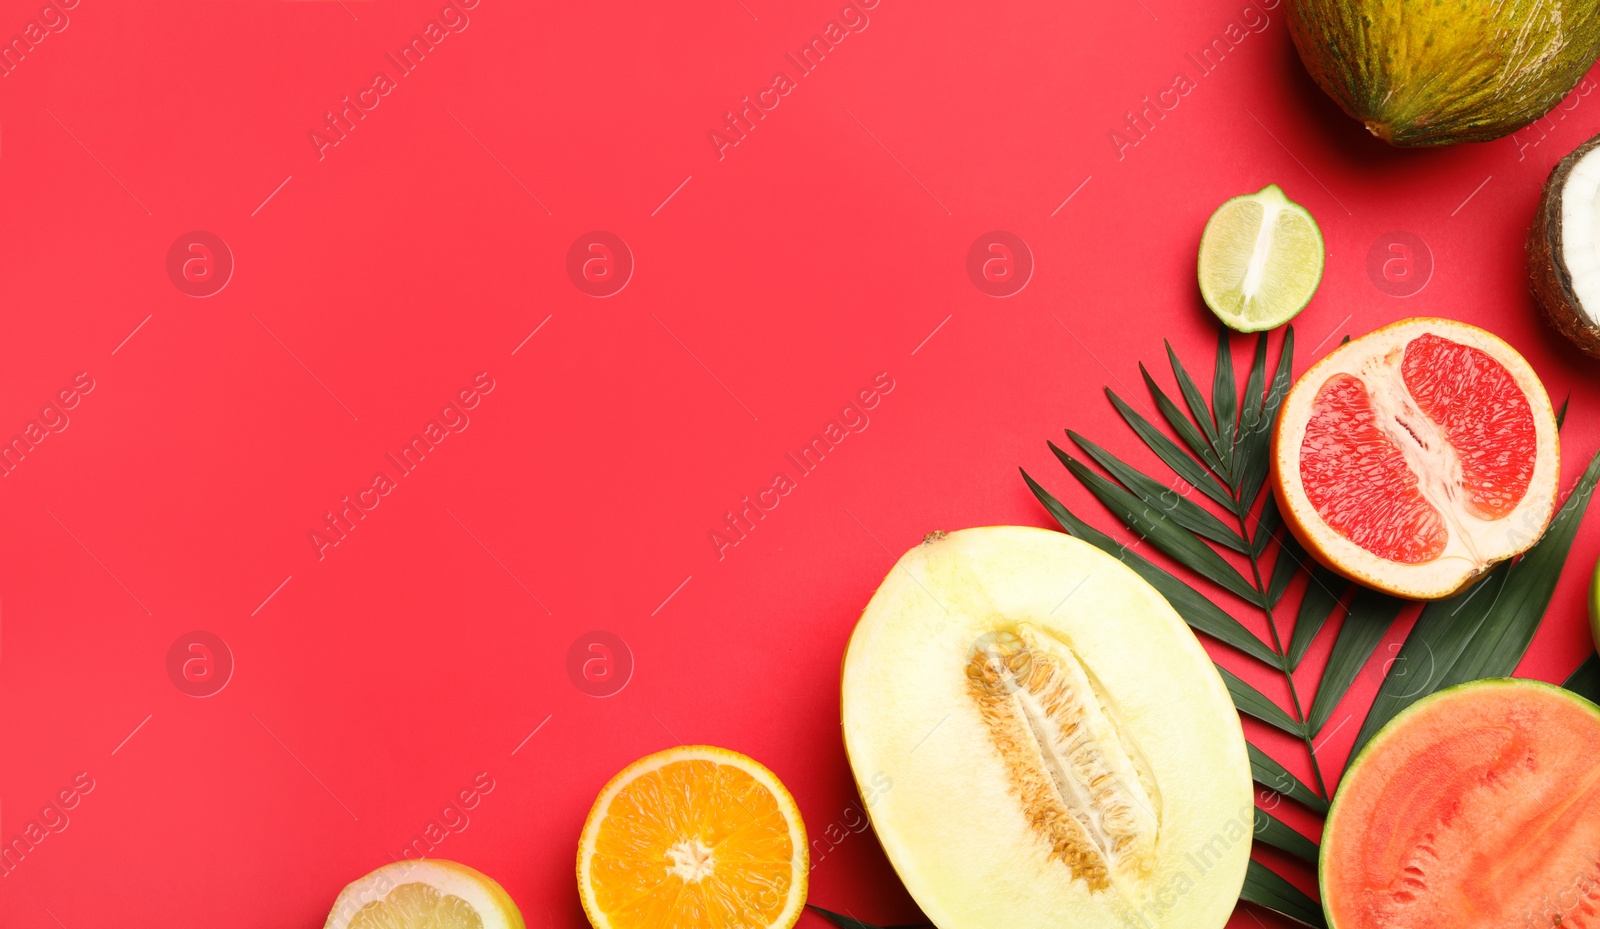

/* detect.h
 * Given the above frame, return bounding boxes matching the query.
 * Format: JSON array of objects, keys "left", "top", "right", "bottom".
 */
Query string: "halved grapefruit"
[
  {"left": 1321, "top": 679, "right": 1600, "bottom": 929},
  {"left": 1272, "top": 318, "right": 1559, "bottom": 600}
]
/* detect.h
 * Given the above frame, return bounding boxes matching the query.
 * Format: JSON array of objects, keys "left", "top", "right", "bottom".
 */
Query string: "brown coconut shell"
[{"left": 1529, "top": 131, "right": 1600, "bottom": 359}]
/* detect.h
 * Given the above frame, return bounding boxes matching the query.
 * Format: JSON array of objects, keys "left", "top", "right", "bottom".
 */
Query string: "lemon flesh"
[
  {"left": 1198, "top": 184, "right": 1324, "bottom": 332},
  {"left": 325, "top": 860, "right": 525, "bottom": 929}
]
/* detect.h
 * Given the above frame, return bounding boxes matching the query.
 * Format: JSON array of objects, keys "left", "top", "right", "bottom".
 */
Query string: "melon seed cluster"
[{"left": 966, "top": 625, "right": 1160, "bottom": 890}]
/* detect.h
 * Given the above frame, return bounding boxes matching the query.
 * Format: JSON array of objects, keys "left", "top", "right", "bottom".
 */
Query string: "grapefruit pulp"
[
  {"left": 1272, "top": 318, "right": 1559, "bottom": 599},
  {"left": 1321, "top": 679, "right": 1600, "bottom": 929}
]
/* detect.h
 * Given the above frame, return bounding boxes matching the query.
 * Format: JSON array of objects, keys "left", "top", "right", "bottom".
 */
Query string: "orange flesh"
[
  {"left": 1324, "top": 685, "right": 1600, "bottom": 929},
  {"left": 1298, "top": 333, "right": 1537, "bottom": 565},
  {"left": 588, "top": 758, "right": 796, "bottom": 928},
  {"left": 1300, "top": 373, "right": 1446, "bottom": 564}
]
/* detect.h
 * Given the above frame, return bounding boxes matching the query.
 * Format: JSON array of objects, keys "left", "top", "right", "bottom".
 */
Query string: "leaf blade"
[
  {"left": 1217, "top": 663, "right": 1304, "bottom": 736},
  {"left": 1287, "top": 566, "right": 1347, "bottom": 671},
  {"left": 1240, "top": 860, "right": 1327, "bottom": 929},
  {"left": 1142, "top": 363, "right": 1227, "bottom": 479},
  {"left": 1306, "top": 589, "right": 1407, "bottom": 735},
  {"left": 1068, "top": 432, "right": 1249, "bottom": 553},
  {"left": 1565, "top": 654, "right": 1600, "bottom": 704},
  {"left": 1254, "top": 807, "right": 1319, "bottom": 863},
  {"left": 1056, "top": 450, "right": 1265, "bottom": 606},
  {"left": 1238, "top": 325, "right": 1295, "bottom": 506},
  {"left": 1248, "top": 741, "right": 1329, "bottom": 813},
  {"left": 1022, "top": 470, "right": 1280, "bottom": 665},
  {"left": 1213, "top": 329, "right": 1238, "bottom": 481},
  {"left": 1106, "top": 388, "right": 1236, "bottom": 511}
]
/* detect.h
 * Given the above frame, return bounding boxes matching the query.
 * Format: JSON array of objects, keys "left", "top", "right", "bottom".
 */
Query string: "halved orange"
[
  {"left": 1272, "top": 318, "right": 1560, "bottom": 600},
  {"left": 577, "top": 745, "right": 808, "bottom": 929},
  {"left": 323, "top": 859, "right": 526, "bottom": 929}
]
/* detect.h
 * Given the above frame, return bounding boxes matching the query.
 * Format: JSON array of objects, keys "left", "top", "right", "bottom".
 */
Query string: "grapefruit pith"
[
  {"left": 1271, "top": 318, "right": 1559, "bottom": 600},
  {"left": 1321, "top": 680, "right": 1600, "bottom": 929}
]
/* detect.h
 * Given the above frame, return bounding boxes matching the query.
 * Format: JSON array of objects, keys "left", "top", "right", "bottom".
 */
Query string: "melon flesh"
[
  {"left": 1322, "top": 679, "right": 1600, "bottom": 929},
  {"left": 840, "top": 527, "right": 1252, "bottom": 929}
]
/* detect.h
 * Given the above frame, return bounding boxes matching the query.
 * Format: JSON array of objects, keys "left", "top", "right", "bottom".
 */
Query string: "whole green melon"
[{"left": 1287, "top": 0, "right": 1600, "bottom": 145}]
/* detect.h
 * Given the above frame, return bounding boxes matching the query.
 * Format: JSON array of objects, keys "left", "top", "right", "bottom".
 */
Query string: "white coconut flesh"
[
  {"left": 840, "top": 527, "right": 1252, "bottom": 929},
  {"left": 1559, "top": 144, "right": 1600, "bottom": 330}
]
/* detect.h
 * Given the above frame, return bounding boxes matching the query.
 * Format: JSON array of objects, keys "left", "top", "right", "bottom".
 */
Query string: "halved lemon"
[
  {"left": 323, "top": 859, "right": 525, "bottom": 929},
  {"left": 1198, "top": 183, "right": 1324, "bottom": 332},
  {"left": 577, "top": 745, "right": 808, "bottom": 929}
]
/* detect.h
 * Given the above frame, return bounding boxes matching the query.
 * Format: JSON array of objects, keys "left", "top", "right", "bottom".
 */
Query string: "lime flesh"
[{"left": 1198, "top": 184, "right": 1324, "bottom": 332}]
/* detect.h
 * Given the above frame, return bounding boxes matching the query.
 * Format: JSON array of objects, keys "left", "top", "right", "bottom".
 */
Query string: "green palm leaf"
[
  {"left": 1212, "top": 329, "right": 1239, "bottom": 480},
  {"left": 1106, "top": 388, "right": 1236, "bottom": 511},
  {"left": 1241, "top": 861, "right": 1327, "bottom": 928},
  {"left": 1022, "top": 470, "right": 1278, "bottom": 665},
  {"left": 1067, "top": 432, "right": 1249, "bottom": 553},
  {"left": 1248, "top": 742, "right": 1329, "bottom": 813},
  {"left": 1287, "top": 566, "right": 1347, "bottom": 670},
  {"left": 1306, "top": 589, "right": 1407, "bottom": 735},
  {"left": 1254, "top": 807, "right": 1318, "bottom": 863},
  {"left": 806, "top": 905, "right": 931, "bottom": 929},
  {"left": 1142, "top": 363, "right": 1226, "bottom": 480},
  {"left": 1053, "top": 448, "right": 1265, "bottom": 606},
  {"left": 1565, "top": 653, "right": 1600, "bottom": 703},
  {"left": 1217, "top": 663, "right": 1303, "bottom": 736}
]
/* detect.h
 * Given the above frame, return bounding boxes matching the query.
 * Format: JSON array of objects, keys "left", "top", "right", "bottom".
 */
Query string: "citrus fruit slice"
[
  {"left": 1272, "top": 317, "right": 1560, "bottom": 599},
  {"left": 1198, "top": 184, "right": 1324, "bottom": 332},
  {"left": 1321, "top": 679, "right": 1600, "bottom": 929},
  {"left": 577, "top": 745, "right": 808, "bottom": 929},
  {"left": 323, "top": 859, "right": 525, "bottom": 929}
]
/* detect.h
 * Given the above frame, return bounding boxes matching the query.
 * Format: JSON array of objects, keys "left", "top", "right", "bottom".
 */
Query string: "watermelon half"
[{"left": 1321, "top": 679, "right": 1600, "bottom": 929}]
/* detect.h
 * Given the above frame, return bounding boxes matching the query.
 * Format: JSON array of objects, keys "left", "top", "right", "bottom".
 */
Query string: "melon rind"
[
  {"left": 1320, "top": 678, "right": 1600, "bottom": 929},
  {"left": 1271, "top": 317, "right": 1560, "bottom": 600},
  {"left": 840, "top": 526, "right": 1252, "bottom": 929}
]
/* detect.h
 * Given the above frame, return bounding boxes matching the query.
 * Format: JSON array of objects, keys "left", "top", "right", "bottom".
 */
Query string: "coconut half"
[{"left": 1530, "top": 132, "right": 1600, "bottom": 359}]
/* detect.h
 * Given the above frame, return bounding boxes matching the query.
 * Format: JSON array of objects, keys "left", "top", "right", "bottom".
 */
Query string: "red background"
[{"left": 2, "top": 0, "right": 1598, "bottom": 927}]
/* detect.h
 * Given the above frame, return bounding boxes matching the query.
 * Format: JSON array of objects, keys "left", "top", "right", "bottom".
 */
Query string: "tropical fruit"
[
  {"left": 576, "top": 745, "right": 807, "bottom": 929},
  {"left": 1198, "top": 184, "right": 1324, "bottom": 332},
  {"left": 1272, "top": 318, "right": 1560, "bottom": 600},
  {"left": 840, "top": 527, "right": 1252, "bottom": 929},
  {"left": 1321, "top": 679, "right": 1600, "bottom": 929},
  {"left": 1531, "top": 131, "right": 1600, "bottom": 358},
  {"left": 1286, "top": 0, "right": 1600, "bottom": 145},
  {"left": 323, "top": 859, "right": 525, "bottom": 929}
]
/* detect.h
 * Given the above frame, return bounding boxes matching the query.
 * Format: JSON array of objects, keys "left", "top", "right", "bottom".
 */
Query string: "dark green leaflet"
[
  {"left": 1565, "top": 653, "right": 1600, "bottom": 704},
  {"left": 1212, "top": 328, "right": 1239, "bottom": 480},
  {"left": 1067, "top": 433, "right": 1249, "bottom": 553},
  {"left": 1217, "top": 663, "right": 1303, "bottom": 736},
  {"left": 805, "top": 905, "right": 931, "bottom": 929},
  {"left": 1286, "top": 566, "right": 1346, "bottom": 671},
  {"left": 1240, "top": 860, "right": 1327, "bottom": 928},
  {"left": 1254, "top": 807, "right": 1319, "bottom": 863},
  {"left": 1106, "top": 388, "right": 1235, "bottom": 511},
  {"left": 1022, "top": 470, "right": 1277, "bottom": 665},
  {"left": 1142, "top": 362, "right": 1226, "bottom": 478},
  {"left": 1165, "top": 342, "right": 1225, "bottom": 475},
  {"left": 1248, "top": 741, "right": 1328, "bottom": 813},
  {"left": 1305, "top": 589, "right": 1407, "bottom": 735},
  {"left": 1053, "top": 450, "right": 1265, "bottom": 606}
]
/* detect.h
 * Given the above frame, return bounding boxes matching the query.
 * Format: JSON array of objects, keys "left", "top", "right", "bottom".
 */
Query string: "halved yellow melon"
[{"left": 841, "top": 526, "right": 1252, "bottom": 929}]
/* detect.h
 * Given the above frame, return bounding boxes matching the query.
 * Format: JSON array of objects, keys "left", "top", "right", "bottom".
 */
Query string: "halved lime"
[{"left": 1198, "top": 184, "right": 1324, "bottom": 332}]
